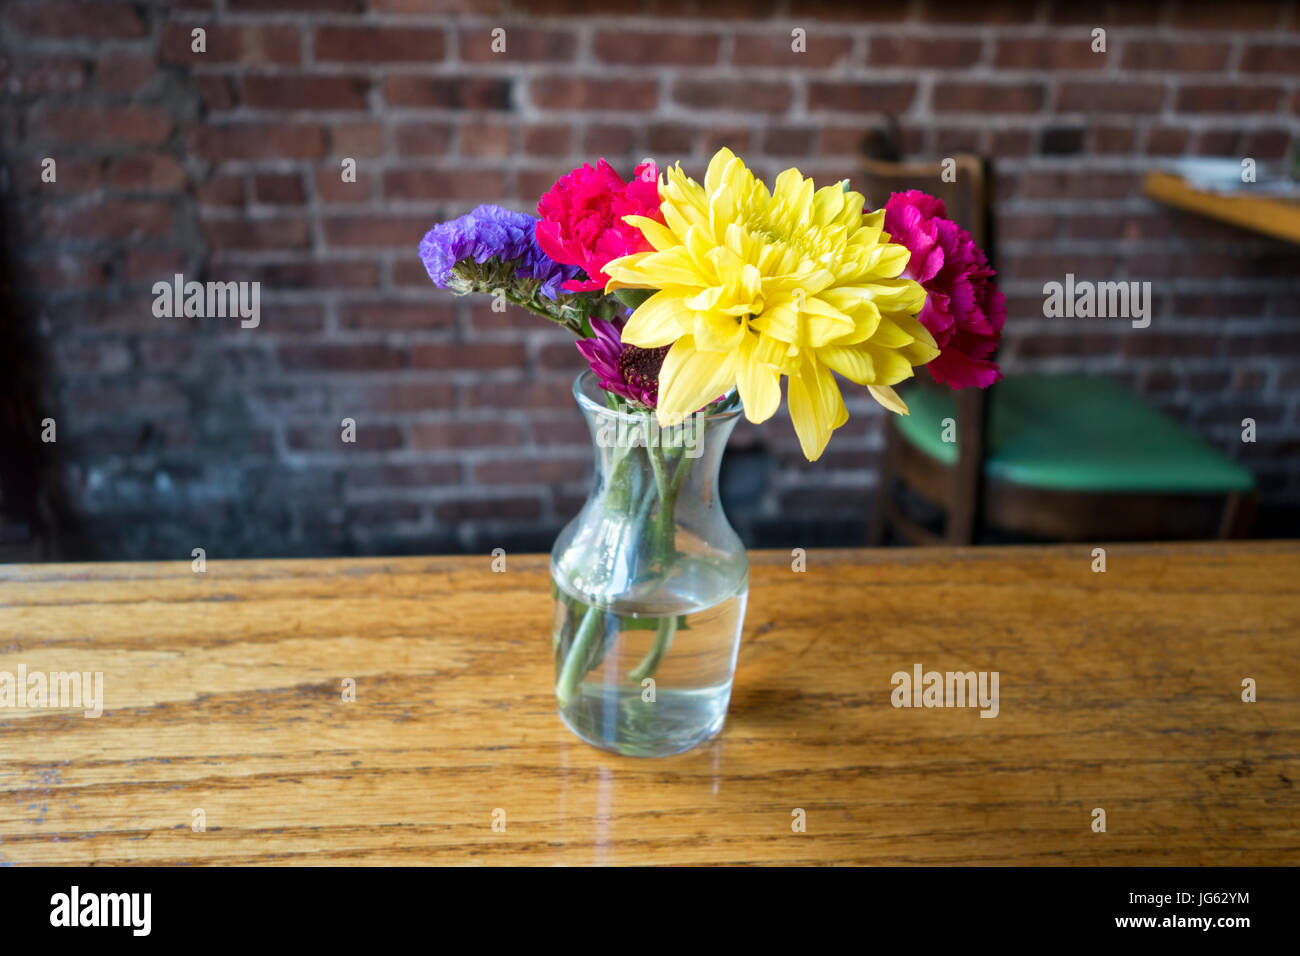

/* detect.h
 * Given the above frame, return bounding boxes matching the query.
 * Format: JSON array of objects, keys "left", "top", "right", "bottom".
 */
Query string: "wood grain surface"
[{"left": 0, "top": 543, "right": 1297, "bottom": 866}]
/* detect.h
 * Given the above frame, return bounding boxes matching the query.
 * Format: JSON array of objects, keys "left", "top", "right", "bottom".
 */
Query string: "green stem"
[
  {"left": 555, "top": 600, "right": 605, "bottom": 709},
  {"left": 629, "top": 613, "right": 677, "bottom": 683},
  {"left": 504, "top": 290, "right": 583, "bottom": 335}
]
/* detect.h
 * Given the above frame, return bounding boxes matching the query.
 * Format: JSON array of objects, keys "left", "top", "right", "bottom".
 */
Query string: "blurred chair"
[{"left": 862, "top": 154, "right": 1257, "bottom": 544}]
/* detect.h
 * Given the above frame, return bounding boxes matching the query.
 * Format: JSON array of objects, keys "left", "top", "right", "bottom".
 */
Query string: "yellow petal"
[
  {"left": 693, "top": 311, "right": 745, "bottom": 352},
  {"left": 859, "top": 345, "right": 916, "bottom": 386},
  {"left": 622, "top": 289, "right": 692, "bottom": 347},
  {"left": 622, "top": 215, "right": 679, "bottom": 252},
  {"left": 869, "top": 384, "right": 909, "bottom": 415},
  {"left": 656, "top": 336, "right": 737, "bottom": 427},
  {"left": 735, "top": 333, "right": 781, "bottom": 423},
  {"left": 787, "top": 356, "right": 846, "bottom": 462},
  {"left": 602, "top": 251, "right": 654, "bottom": 291},
  {"left": 818, "top": 345, "right": 874, "bottom": 385},
  {"left": 632, "top": 247, "right": 706, "bottom": 287},
  {"left": 705, "top": 148, "right": 737, "bottom": 194}
]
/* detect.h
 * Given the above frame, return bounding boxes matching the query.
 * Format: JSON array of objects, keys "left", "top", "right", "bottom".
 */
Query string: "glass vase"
[{"left": 550, "top": 371, "right": 748, "bottom": 757}]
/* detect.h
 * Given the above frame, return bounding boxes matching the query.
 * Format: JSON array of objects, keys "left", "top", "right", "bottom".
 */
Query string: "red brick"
[
  {"left": 536, "top": 76, "right": 660, "bottom": 111},
  {"left": 434, "top": 495, "right": 539, "bottom": 520},
  {"left": 196, "top": 76, "right": 237, "bottom": 111},
  {"left": 998, "top": 213, "right": 1059, "bottom": 241},
  {"left": 523, "top": 124, "right": 572, "bottom": 156},
  {"left": 648, "top": 123, "right": 692, "bottom": 153},
  {"left": 794, "top": 79, "right": 895, "bottom": 113},
  {"left": 870, "top": 36, "right": 982, "bottom": 68},
  {"left": 228, "top": 0, "right": 363, "bottom": 10},
  {"left": 127, "top": 250, "right": 187, "bottom": 282},
  {"left": 350, "top": 384, "right": 454, "bottom": 414},
  {"left": 384, "top": 76, "right": 512, "bottom": 109},
  {"left": 383, "top": 168, "right": 508, "bottom": 200},
  {"left": 1242, "top": 129, "right": 1292, "bottom": 159},
  {"left": 474, "top": 457, "right": 587, "bottom": 484},
  {"left": 1169, "top": 1, "right": 1282, "bottom": 28},
  {"left": 322, "top": 215, "right": 431, "bottom": 247},
  {"left": 44, "top": 200, "right": 173, "bottom": 240},
  {"left": 918, "top": 0, "right": 1037, "bottom": 22},
  {"left": 394, "top": 123, "right": 453, "bottom": 156},
  {"left": 347, "top": 502, "right": 421, "bottom": 523},
  {"left": 330, "top": 123, "right": 386, "bottom": 157},
  {"left": 242, "top": 74, "right": 369, "bottom": 110},
  {"left": 1057, "top": 81, "right": 1165, "bottom": 113},
  {"left": 340, "top": 303, "right": 456, "bottom": 331},
  {"left": 1091, "top": 126, "right": 1137, "bottom": 153},
  {"left": 1063, "top": 214, "right": 1170, "bottom": 241},
  {"left": 110, "top": 154, "right": 187, "bottom": 191},
  {"left": 1121, "top": 40, "right": 1231, "bottom": 72},
  {"left": 15, "top": 157, "right": 103, "bottom": 191},
  {"left": 1013, "top": 170, "right": 1139, "bottom": 199},
  {"left": 412, "top": 421, "right": 523, "bottom": 449},
  {"left": 460, "top": 120, "right": 513, "bottom": 156},
  {"left": 28, "top": 254, "right": 109, "bottom": 291},
  {"left": 203, "top": 217, "right": 310, "bottom": 251},
  {"left": 934, "top": 81, "right": 1045, "bottom": 113},
  {"left": 595, "top": 30, "right": 720, "bottom": 65},
  {"left": 988, "top": 129, "right": 1034, "bottom": 156},
  {"left": 1240, "top": 44, "right": 1300, "bottom": 74},
  {"left": 411, "top": 343, "right": 527, "bottom": 370},
  {"left": 537, "top": 341, "right": 586, "bottom": 370},
  {"left": 188, "top": 124, "right": 327, "bottom": 161},
  {"left": 999, "top": 252, "right": 1118, "bottom": 279},
  {"left": 95, "top": 53, "right": 156, "bottom": 95},
  {"left": 5, "top": 1, "right": 145, "bottom": 38},
  {"left": 348, "top": 462, "right": 461, "bottom": 488},
  {"left": 239, "top": 260, "right": 378, "bottom": 289},
  {"left": 252, "top": 173, "right": 306, "bottom": 204},
  {"left": 462, "top": 381, "right": 573, "bottom": 410},
  {"left": 1145, "top": 126, "right": 1189, "bottom": 155},
  {"left": 0, "top": 56, "right": 87, "bottom": 95},
  {"left": 198, "top": 174, "right": 245, "bottom": 207},
  {"left": 993, "top": 37, "right": 1103, "bottom": 70},
  {"left": 161, "top": 24, "right": 301, "bottom": 64},
  {"left": 582, "top": 124, "right": 636, "bottom": 155},
  {"left": 314, "top": 26, "right": 445, "bottom": 61},
  {"left": 1176, "top": 84, "right": 1285, "bottom": 113},
  {"left": 316, "top": 167, "right": 374, "bottom": 202},
  {"left": 38, "top": 106, "right": 172, "bottom": 145},
  {"left": 279, "top": 344, "right": 405, "bottom": 371},
  {"left": 287, "top": 424, "right": 403, "bottom": 451},
  {"left": 459, "top": 27, "right": 574, "bottom": 62}
]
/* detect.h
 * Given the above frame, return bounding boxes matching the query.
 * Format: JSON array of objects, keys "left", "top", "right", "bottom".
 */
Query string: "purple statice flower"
[
  {"left": 418, "top": 204, "right": 579, "bottom": 301},
  {"left": 576, "top": 316, "right": 669, "bottom": 408}
]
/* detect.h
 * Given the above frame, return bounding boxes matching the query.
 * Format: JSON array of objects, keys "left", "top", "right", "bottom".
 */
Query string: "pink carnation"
[
  {"left": 536, "top": 159, "right": 663, "bottom": 294},
  {"left": 883, "top": 190, "right": 1005, "bottom": 390}
]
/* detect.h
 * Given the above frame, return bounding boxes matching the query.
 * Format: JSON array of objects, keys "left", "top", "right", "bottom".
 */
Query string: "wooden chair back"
[{"left": 860, "top": 155, "right": 994, "bottom": 544}]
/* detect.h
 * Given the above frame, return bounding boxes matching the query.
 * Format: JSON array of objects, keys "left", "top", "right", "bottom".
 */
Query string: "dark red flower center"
[{"left": 618, "top": 344, "right": 670, "bottom": 398}]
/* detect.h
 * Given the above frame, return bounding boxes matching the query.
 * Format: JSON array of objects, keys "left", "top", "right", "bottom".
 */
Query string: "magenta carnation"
[
  {"left": 536, "top": 159, "right": 663, "bottom": 294},
  {"left": 883, "top": 190, "right": 1005, "bottom": 390},
  {"left": 575, "top": 316, "right": 668, "bottom": 408}
]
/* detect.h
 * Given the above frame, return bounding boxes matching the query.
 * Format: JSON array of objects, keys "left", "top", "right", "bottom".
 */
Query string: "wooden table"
[
  {"left": 1, "top": 543, "right": 1297, "bottom": 866},
  {"left": 1143, "top": 170, "right": 1300, "bottom": 244}
]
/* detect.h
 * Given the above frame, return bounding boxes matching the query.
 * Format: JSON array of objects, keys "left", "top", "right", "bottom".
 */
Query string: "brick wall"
[{"left": 1, "top": 0, "right": 1298, "bottom": 559}]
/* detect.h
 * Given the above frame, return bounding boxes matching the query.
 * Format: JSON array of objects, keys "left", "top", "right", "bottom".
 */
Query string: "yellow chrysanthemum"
[{"left": 603, "top": 148, "right": 939, "bottom": 461}]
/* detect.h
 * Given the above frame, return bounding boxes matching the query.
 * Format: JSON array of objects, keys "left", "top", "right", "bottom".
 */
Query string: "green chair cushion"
[{"left": 894, "top": 373, "right": 1255, "bottom": 493}]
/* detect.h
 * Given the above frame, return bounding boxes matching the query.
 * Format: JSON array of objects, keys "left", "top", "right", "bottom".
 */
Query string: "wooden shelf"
[{"left": 1143, "top": 170, "right": 1300, "bottom": 244}]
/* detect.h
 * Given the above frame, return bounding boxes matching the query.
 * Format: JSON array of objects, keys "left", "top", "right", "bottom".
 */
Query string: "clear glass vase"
[{"left": 550, "top": 371, "right": 748, "bottom": 757}]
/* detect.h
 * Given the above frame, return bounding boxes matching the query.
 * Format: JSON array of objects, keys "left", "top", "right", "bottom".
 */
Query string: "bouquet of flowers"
[{"left": 419, "top": 148, "right": 1005, "bottom": 754}]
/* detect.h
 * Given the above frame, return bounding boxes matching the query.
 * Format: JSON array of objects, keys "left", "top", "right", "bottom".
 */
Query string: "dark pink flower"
[
  {"left": 883, "top": 190, "right": 1005, "bottom": 390},
  {"left": 576, "top": 316, "right": 668, "bottom": 408},
  {"left": 536, "top": 160, "right": 663, "bottom": 294}
]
